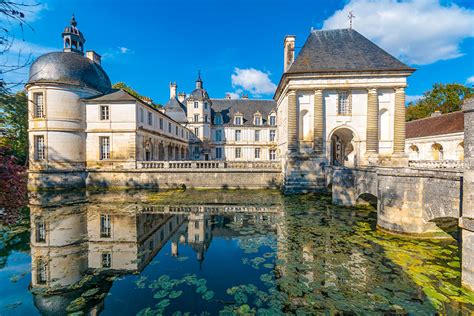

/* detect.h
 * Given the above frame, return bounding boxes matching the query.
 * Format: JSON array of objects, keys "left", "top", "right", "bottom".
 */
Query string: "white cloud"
[
  {"left": 466, "top": 76, "right": 474, "bottom": 85},
  {"left": 406, "top": 95, "right": 423, "bottom": 104},
  {"left": 102, "top": 46, "right": 133, "bottom": 60},
  {"left": 231, "top": 68, "right": 277, "bottom": 97},
  {"left": 322, "top": 0, "right": 474, "bottom": 65},
  {"left": 226, "top": 92, "right": 241, "bottom": 99}
]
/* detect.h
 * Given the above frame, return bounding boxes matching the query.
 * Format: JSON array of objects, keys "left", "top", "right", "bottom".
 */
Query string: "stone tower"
[{"left": 26, "top": 16, "right": 111, "bottom": 189}]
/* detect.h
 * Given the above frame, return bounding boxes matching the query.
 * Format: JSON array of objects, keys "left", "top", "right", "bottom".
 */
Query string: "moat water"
[{"left": 0, "top": 189, "right": 473, "bottom": 315}]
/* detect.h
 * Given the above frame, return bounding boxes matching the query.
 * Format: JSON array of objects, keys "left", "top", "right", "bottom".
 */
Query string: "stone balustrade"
[
  {"left": 408, "top": 160, "right": 464, "bottom": 169},
  {"left": 138, "top": 160, "right": 281, "bottom": 170}
]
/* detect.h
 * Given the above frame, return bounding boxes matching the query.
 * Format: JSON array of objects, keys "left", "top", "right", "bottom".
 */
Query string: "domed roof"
[
  {"left": 189, "top": 88, "right": 209, "bottom": 101},
  {"left": 28, "top": 51, "right": 112, "bottom": 94}
]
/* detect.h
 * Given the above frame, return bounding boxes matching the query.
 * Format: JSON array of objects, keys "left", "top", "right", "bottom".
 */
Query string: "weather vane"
[{"left": 348, "top": 11, "right": 355, "bottom": 29}]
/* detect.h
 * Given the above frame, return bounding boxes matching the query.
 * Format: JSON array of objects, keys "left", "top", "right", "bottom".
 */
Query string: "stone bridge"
[{"left": 330, "top": 166, "right": 462, "bottom": 235}]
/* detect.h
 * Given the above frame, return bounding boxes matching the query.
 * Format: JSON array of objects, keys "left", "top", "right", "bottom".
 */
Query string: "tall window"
[
  {"left": 215, "top": 129, "right": 222, "bottom": 142},
  {"left": 194, "top": 127, "right": 199, "bottom": 136},
  {"left": 204, "top": 102, "right": 208, "bottom": 109},
  {"left": 175, "top": 126, "right": 179, "bottom": 136},
  {"left": 270, "top": 130, "right": 276, "bottom": 142},
  {"left": 235, "top": 130, "right": 241, "bottom": 141},
  {"left": 99, "top": 137, "right": 110, "bottom": 160},
  {"left": 36, "top": 259, "right": 47, "bottom": 284},
  {"left": 269, "top": 115, "right": 276, "bottom": 126},
  {"left": 100, "top": 214, "right": 111, "bottom": 238},
  {"left": 101, "top": 252, "right": 111, "bottom": 268},
  {"left": 34, "top": 135, "right": 45, "bottom": 160},
  {"left": 34, "top": 92, "right": 44, "bottom": 118},
  {"left": 100, "top": 105, "right": 109, "bottom": 120},
  {"left": 255, "top": 148, "right": 260, "bottom": 159},
  {"left": 254, "top": 116, "right": 261, "bottom": 125},
  {"left": 205, "top": 115, "right": 208, "bottom": 123},
  {"left": 168, "top": 122, "right": 172, "bottom": 133},
  {"left": 36, "top": 219, "right": 46, "bottom": 242},
  {"left": 159, "top": 117, "right": 163, "bottom": 129},
  {"left": 255, "top": 130, "right": 260, "bottom": 141},
  {"left": 139, "top": 108, "right": 144, "bottom": 122},
  {"left": 215, "top": 115, "right": 222, "bottom": 125},
  {"left": 194, "top": 114, "right": 199, "bottom": 122},
  {"left": 148, "top": 112, "right": 153, "bottom": 125},
  {"left": 216, "top": 147, "right": 222, "bottom": 159},
  {"left": 338, "top": 91, "right": 351, "bottom": 115},
  {"left": 269, "top": 149, "right": 276, "bottom": 160},
  {"left": 235, "top": 147, "right": 241, "bottom": 159},
  {"left": 194, "top": 101, "right": 199, "bottom": 109},
  {"left": 234, "top": 116, "right": 242, "bottom": 125}
]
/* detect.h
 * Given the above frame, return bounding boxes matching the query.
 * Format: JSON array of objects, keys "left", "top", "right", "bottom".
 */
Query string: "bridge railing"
[
  {"left": 137, "top": 160, "right": 281, "bottom": 170},
  {"left": 408, "top": 160, "right": 464, "bottom": 169}
]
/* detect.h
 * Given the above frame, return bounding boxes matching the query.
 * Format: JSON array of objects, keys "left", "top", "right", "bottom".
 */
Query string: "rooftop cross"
[{"left": 348, "top": 11, "right": 355, "bottom": 29}]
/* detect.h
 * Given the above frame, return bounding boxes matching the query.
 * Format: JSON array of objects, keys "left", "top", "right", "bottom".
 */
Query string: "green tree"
[
  {"left": 112, "top": 82, "right": 143, "bottom": 99},
  {"left": 0, "top": 91, "right": 28, "bottom": 164},
  {"left": 406, "top": 83, "right": 474, "bottom": 121}
]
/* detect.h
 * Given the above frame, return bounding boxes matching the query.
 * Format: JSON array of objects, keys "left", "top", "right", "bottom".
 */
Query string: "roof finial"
[
  {"left": 348, "top": 11, "right": 355, "bottom": 29},
  {"left": 70, "top": 14, "right": 77, "bottom": 27},
  {"left": 197, "top": 70, "right": 202, "bottom": 81}
]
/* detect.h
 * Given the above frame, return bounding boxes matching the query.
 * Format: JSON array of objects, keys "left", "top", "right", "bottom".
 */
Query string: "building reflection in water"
[{"left": 28, "top": 190, "right": 282, "bottom": 315}]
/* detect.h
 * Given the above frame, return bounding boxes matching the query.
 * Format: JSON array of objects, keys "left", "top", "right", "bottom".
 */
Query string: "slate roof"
[
  {"left": 406, "top": 111, "right": 464, "bottom": 139},
  {"left": 85, "top": 89, "right": 136, "bottom": 102},
  {"left": 210, "top": 99, "right": 276, "bottom": 126},
  {"left": 287, "top": 29, "right": 414, "bottom": 74},
  {"left": 164, "top": 98, "right": 188, "bottom": 123}
]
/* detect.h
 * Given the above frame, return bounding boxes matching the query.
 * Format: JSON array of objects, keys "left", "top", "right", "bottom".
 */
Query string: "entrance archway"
[{"left": 329, "top": 127, "right": 357, "bottom": 167}]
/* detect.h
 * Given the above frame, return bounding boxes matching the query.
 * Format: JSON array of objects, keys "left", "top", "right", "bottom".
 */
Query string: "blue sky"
[{"left": 4, "top": 0, "right": 474, "bottom": 104}]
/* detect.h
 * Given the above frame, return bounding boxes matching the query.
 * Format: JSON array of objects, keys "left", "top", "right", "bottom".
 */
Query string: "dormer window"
[
  {"left": 234, "top": 115, "right": 243, "bottom": 125},
  {"left": 215, "top": 114, "right": 222, "bottom": 125},
  {"left": 338, "top": 91, "right": 351, "bottom": 115},
  {"left": 269, "top": 115, "right": 276, "bottom": 126},
  {"left": 254, "top": 115, "right": 262, "bottom": 126},
  {"left": 204, "top": 102, "right": 208, "bottom": 109}
]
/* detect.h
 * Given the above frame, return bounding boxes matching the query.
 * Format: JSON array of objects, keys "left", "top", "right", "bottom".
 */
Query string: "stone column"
[
  {"left": 313, "top": 89, "right": 324, "bottom": 155},
  {"left": 287, "top": 90, "right": 298, "bottom": 153},
  {"left": 365, "top": 88, "right": 379, "bottom": 156},
  {"left": 393, "top": 87, "right": 406, "bottom": 154},
  {"left": 461, "top": 97, "right": 474, "bottom": 291}
]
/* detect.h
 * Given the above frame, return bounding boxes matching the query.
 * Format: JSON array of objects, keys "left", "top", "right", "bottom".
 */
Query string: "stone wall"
[{"left": 86, "top": 169, "right": 282, "bottom": 190}]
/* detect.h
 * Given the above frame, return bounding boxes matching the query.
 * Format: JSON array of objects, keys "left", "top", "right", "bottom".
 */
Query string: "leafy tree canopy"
[
  {"left": 112, "top": 82, "right": 161, "bottom": 108},
  {"left": 0, "top": 91, "right": 28, "bottom": 164},
  {"left": 406, "top": 83, "right": 474, "bottom": 121}
]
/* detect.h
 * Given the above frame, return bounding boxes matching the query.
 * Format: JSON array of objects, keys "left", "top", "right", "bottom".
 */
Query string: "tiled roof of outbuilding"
[
  {"left": 406, "top": 111, "right": 464, "bottom": 139},
  {"left": 210, "top": 99, "right": 276, "bottom": 126},
  {"left": 287, "top": 29, "right": 414, "bottom": 74}
]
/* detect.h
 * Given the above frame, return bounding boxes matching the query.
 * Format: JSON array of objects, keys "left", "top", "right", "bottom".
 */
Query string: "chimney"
[
  {"left": 242, "top": 94, "right": 249, "bottom": 99},
  {"left": 141, "top": 96, "right": 153, "bottom": 105},
  {"left": 283, "top": 35, "right": 295, "bottom": 72},
  {"left": 178, "top": 92, "right": 186, "bottom": 102},
  {"left": 86, "top": 51, "right": 101, "bottom": 65},
  {"left": 225, "top": 93, "right": 231, "bottom": 100},
  {"left": 431, "top": 110, "right": 442, "bottom": 117},
  {"left": 169, "top": 82, "right": 177, "bottom": 99}
]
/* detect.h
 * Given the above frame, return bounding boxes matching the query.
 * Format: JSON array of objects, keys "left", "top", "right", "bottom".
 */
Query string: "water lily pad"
[
  {"left": 202, "top": 290, "right": 214, "bottom": 301},
  {"left": 169, "top": 290, "right": 183, "bottom": 299}
]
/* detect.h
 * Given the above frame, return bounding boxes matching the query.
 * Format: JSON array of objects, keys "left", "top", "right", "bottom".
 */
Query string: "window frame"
[
  {"left": 100, "top": 214, "right": 111, "bottom": 238},
  {"left": 99, "top": 136, "right": 110, "bottom": 160},
  {"left": 337, "top": 90, "right": 352, "bottom": 115},
  {"left": 254, "top": 130, "right": 260, "bottom": 142},
  {"left": 235, "top": 147, "right": 241, "bottom": 159},
  {"left": 33, "top": 92, "right": 45, "bottom": 118},
  {"left": 270, "top": 129, "right": 276, "bottom": 142},
  {"left": 269, "top": 115, "right": 276, "bottom": 126},
  {"left": 254, "top": 147, "right": 261, "bottom": 159},
  {"left": 34, "top": 135, "right": 46, "bottom": 161},
  {"left": 234, "top": 115, "right": 243, "bottom": 125},
  {"left": 99, "top": 105, "right": 110, "bottom": 121},
  {"left": 235, "top": 129, "right": 241, "bottom": 141}
]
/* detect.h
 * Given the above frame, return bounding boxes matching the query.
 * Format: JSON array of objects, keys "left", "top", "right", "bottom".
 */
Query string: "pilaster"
[
  {"left": 364, "top": 88, "right": 379, "bottom": 164},
  {"left": 313, "top": 89, "right": 324, "bottom": 155},
  {"left": 287, "top": 90, "right": 298, "bottom": 154}
]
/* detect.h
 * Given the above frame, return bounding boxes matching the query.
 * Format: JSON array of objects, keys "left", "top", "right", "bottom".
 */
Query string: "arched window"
[
  {"left": 457, "top": 142, "right": 464, "bottom": 161},
  {"left": 409, "top": 144, "right": 419, "bottom": 160},
  {"left": 65, "top": 38, "right": 70, "bottom": 48},
  {"left": 431, "top": 143, "right": 444, "bottom": 161}
]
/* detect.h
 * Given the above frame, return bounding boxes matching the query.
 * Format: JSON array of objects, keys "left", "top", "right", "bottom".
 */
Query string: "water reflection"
[{"left": 0, "top": 190, "right": 472, "bottom": 314}]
